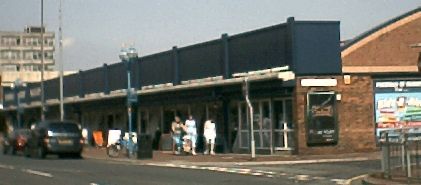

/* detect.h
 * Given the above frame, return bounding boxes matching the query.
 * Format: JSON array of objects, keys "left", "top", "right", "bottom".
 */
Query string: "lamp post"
[
  {"left": 58, "top": 0, "right": 64, "bottom": 121},
  {"left": 40, "top": 0, "right": 46, "bottom": 121},
  {"left": 119, "top": 46, "right": 138, "bottom": 157},
  {"left": 12, "top": 79, "right": 26, "bottom": 129}
]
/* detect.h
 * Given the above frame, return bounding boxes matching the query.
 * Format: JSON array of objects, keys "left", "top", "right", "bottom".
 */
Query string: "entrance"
[
  {"left": 273, "top": 99, "right": 294, "bottom": 151},
  {"left": 237, "top": 98, "right": 294, "bottom": 153}
]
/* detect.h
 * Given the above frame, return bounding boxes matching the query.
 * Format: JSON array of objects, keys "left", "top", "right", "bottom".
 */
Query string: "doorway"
[
  {"left": 236, "top": 98, "right": 294, "bottom": 153},
  {"left": 273, "top": 98, "right": 294, "bottom": 151}
]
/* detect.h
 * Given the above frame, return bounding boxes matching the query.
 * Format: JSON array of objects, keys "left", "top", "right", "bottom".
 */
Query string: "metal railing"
[{"left": 380, "top": 128, "right": 421, "bottom": 183}]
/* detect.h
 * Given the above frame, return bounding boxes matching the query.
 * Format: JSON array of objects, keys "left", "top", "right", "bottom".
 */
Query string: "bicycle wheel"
[
  {"left": 125, "top": 146, "right": 137, "bottom": 159},
  {"left": 106, "top": 144, "right": 120, "bottom": 158}
]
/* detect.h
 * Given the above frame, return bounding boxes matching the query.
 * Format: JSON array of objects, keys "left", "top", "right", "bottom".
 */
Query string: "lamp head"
[
  {"left": 119, "top": 48, "right": 128, "bottom": 61},
  {"left": 126, "top": 47, "right": 138, "bottom": 59}
]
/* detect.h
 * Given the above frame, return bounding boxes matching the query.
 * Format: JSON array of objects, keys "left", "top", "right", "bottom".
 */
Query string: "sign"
[
  {"left": 306, "top": 92, "right": 338, "bottom": 146},
  {"left": 301, "top": 79, "right": 337, "bottom": 87},
  {"left": 127, "top": 88, "right": 138, "bottom": 104},
  {"left": 107, "top": 130, "right": 121, "bottom": 147},
  {"left": 374, "top": 80, "right": 421, "bottom": 138}
]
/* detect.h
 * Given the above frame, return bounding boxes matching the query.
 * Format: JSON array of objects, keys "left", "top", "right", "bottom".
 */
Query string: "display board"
[
  {"left": 374, "top": 80, "right": 421, "bottom": 138},
  {"left": 306, "top": 91, "right": 338, "bottom": 146}
]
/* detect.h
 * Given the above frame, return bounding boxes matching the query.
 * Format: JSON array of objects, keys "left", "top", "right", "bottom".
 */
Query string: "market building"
[{"left": 2, "top": 7, "right": 420, "bottom": 155}]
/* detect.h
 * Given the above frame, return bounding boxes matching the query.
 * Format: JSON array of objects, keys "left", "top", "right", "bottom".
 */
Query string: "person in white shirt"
[
  {"left": 203, "top": 119, "right": 216, "bottom": 155},
  {"left": 184, "top": 115, "right": 197, "bottom": 155}
]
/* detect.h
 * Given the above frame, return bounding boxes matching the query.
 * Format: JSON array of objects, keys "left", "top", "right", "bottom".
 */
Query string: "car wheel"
[
  {"left": 23, "top": 146, "right": 31, "bottom": 158},
  {"left": 2, "top": 146, "right": 8, "bottom": 155},
  {"left": 11, "top": 147, "right": 16, "bottom": 155},
  {"left": 72, "top": 152, "right": 82, "bottom": 159},
  {"left": 36, "top": 147, "right": 46, "bottom": 159}
]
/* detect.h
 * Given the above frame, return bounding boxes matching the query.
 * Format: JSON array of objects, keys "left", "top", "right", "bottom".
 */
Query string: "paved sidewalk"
[
  {"left": 82, "top": 147, "right": 382, "bottom": 185},
  {"left": 82, "top": 146, "right": 381, "bottom": 166}
]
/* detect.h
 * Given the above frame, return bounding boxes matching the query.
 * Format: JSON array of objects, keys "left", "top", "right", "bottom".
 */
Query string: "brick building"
[
  {"left": 293, "top": 7, "right": 421, "bottom": 155},
  {"left": 338, "top": 7, "right": 420, "bottom": 153}
]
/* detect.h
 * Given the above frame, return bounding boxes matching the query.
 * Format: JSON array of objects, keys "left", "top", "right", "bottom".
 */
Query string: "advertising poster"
[
  {"left": 306, "top": 92, "right": 338, "bottom": 146},
  {"left": 375, "top": 80, "right": 421, "bottom": 137}
]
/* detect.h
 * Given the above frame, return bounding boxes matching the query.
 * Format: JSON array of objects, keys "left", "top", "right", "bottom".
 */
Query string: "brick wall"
[
  {"left": 294, "top": 75, "right": 377, "bottom": 155},
  {"left": 342, "top": 12, "right": 421, "bottom": 68}
]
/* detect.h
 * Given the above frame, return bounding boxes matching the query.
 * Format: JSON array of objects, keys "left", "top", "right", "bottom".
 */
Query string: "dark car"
[
  {"left": 2, "top": 129, "right": 31, "bottom": 155},
  {"left": 25, "top": 121, "right": 83, "bottom": 159}
]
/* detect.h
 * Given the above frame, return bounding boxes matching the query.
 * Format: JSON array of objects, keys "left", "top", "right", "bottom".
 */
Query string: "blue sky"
[{"left": 0, "top": 0, "right": 420, "bottom": 70}]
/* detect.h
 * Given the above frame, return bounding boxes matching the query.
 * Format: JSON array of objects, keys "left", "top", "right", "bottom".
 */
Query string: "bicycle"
[{"left": 106, "top": 133, "right": 138, "bottom": 158}]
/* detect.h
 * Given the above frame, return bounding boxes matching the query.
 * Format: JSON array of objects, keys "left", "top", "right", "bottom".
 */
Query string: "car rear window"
[{"left": 49, "top": 122, "right": 80, "bottom": 133}]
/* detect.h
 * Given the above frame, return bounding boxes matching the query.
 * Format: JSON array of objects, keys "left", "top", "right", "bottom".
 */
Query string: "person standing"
[
  {"left": 171, "top": 116, "right": 184, "bottom": 155},
  {"left": 203, "top": 119, "right": 216, "bottom": 155},
  {"left": 184, "top": 115, "right": 197, "bottom": 155}
]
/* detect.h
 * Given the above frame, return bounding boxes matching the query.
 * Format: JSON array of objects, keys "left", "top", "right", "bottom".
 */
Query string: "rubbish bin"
[{"left": 137, "top": 134, "right": 153, "bottom": 159}]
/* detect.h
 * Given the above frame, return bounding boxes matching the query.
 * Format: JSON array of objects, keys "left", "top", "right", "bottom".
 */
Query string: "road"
[
  {"left": 0, "top": 153, "right": 381, "bottom": 185},
  {"left": 0, "top": 154, "right": 281, "bottom": 185}
]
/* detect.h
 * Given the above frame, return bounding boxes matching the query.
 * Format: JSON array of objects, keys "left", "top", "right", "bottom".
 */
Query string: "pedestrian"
[
  {"left": 171, "top": 116, "right": 184, "bottom": 155},
  {"left": 203, "top": 119, "right": 216, "bottom": 155},
  {"left": 184, "top": 115, "right": 197, "bottom": 155}
]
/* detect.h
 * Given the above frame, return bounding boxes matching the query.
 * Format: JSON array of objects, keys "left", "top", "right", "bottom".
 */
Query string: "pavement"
[{"left": 82, "top": 147, "right": 383, "bottom": 185}]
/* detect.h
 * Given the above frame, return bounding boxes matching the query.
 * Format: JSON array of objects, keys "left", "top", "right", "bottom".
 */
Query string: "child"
[{"left": 185, "top": 115, "right": 197, "bottom": 155}]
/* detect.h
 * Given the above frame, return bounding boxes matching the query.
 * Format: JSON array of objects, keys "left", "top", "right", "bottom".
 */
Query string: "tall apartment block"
[
  {"left": 0, "top": 26, "right": 74, "bottom": 87},
  {"left": 0, "top": 26, "right": 55, "bottom": 72}
]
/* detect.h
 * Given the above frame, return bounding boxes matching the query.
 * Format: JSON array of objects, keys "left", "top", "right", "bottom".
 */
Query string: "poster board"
[
  {"left": 374, "top": 80, "right": 421, "bottom": 139},
  {"left": 306, "top": 91, "right": 338, "bottom": 146}
]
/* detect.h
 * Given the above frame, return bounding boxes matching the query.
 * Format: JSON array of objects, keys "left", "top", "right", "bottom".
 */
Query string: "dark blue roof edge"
[{"left": 342, "top": 7, "right": 421, "bottom": 51}]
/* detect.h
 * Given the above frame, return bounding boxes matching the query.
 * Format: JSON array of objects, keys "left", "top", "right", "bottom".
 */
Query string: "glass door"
[
  {"left": 238, "top": 100, "right": 272, "bottom": 150},
  {"left": 273, "top": 98, "right": 293, "bottom": 151}
]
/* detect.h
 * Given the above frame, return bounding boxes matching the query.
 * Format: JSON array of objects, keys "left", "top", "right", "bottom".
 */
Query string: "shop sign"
[
  {"left": 301, "top": 79, "right": 337, "bottom": 87},
  {"left": 375, "top": 80, "right": 421, "bottom": 92}
]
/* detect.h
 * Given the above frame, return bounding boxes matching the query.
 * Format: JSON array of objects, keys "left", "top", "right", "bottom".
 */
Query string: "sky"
[{"left": 0, "top": 0, "right": 420, "bottom": 71}]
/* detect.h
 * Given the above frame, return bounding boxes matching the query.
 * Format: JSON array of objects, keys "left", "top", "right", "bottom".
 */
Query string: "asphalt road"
[
  {"left": 0, "top": 153, "right": 381, "bottom": 185},
  {"left": 0, "top": 153, "right": 282, "bottom": 185},
  {"left": 232, "top": 160, "right": 381, "bottom": 184}
]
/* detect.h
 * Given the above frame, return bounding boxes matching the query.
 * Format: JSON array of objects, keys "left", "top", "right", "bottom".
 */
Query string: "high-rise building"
[
  {"left": 0, "top": 26, "right": 75, "bottom": 87},
  {"left": 0, "top": 26, "right": 55, "bottom": 72}
]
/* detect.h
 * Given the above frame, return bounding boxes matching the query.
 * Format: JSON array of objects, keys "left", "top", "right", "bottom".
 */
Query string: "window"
[
  {"left": 16, "top": 38, "right": 20, "bottom": 45},
  {"left": 2, "top": 65, "right": 17, "bottom": 71},
  {"left": 33, "top": 65, "right": 41, "bottom": 71},
  {"left": 32, "top": 38, "right": 38, "bottom": 46},
  {"left": 23, "top": 65, "right": 32, "bottom": 71}
]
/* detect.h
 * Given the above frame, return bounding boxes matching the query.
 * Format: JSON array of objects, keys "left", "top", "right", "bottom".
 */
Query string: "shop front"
[{"left": 233, "top": 98, "right": 294, "bottom": 154}]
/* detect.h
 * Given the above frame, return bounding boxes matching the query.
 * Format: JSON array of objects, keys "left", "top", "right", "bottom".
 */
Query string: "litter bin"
[{"left": 137, "top": 134, "right": 153, "bottom": 159}]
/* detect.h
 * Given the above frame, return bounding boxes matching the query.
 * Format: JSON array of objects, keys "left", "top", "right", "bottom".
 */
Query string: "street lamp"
[
  {"left": 11, "top": 79, "right": 26, "bottom": 129},
  {"left": 119, "top": 46, "right": 138, "bottom": 158},
  {"left": 40, "top": 0, "right": 46, "bottom": 121}
]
